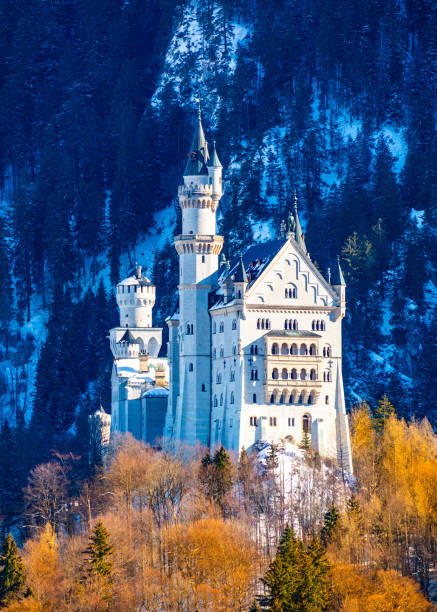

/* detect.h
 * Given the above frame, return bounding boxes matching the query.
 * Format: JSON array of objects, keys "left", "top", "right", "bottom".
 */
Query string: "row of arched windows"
[
  {"left": 271, "top": 368, "right": 318, "bottom": 381},
  {"left": 270, "top": 390, "right": 317, "bottom": 406},
  {"left": 272, "top": 342, "right": 317, "bottom": 356},
  {"left": 212, "top": 320, "right": 237, "bottom": 333},
  {"left": 257, "top": 318, "right": 271, "bottom": 329},
  {"left": 312, "top": 320, "right": 326, "bottom": 331},
  {"left": 284, "top": 319, "right": 298, "bottom": 330}
]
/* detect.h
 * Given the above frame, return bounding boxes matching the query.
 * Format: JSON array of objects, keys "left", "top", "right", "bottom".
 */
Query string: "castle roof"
[
  {"left": 183, "top": 110, "right": 209, "bottom": 176},
  {"left": 331, "top": 256, "right": 346, "bottom": 286},
  {"left": 118, "top": 330, "right": 140, "bottom": 344},
  {"left": 118, "top": 263, "right": 153, "bottom": 287},
  {"left": 264, "top": 329, "right": 322, "bottom": 338},
  {"left": 207, "top": 140, "right": 222, "bottom": 168},
  {"left": 234, "top": 255, "right": 248, "bottom": 283}
]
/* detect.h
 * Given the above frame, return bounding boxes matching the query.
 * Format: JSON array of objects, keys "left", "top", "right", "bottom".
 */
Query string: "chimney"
[
  {"left": 139, "top": 353, "right": 149, "bottom": 372},
  {"left": 155, "top": 366, "right": 166, "bottom": 386}
]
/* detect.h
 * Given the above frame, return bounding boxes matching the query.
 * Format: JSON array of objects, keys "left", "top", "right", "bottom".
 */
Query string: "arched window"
[
  {"left": 310, "top": 369, "right": 317, "bottom": 381},
  {"left": 300, "top": 344, "right": 308, "bottom": 355},
  {"left": 298, "top": 393, "right": 304, "bottom": 404},
  {"left": 230, "top": 392, "right": 235, "bottom": 404},
  {"left": 272, "top": 343, "right": 279, "bottom": 355},
  {"left": 279, "top": 393, "right": 285, "bottom": 404},
  {"left": 281, "top": 343, "right": 289, "bottom": 355},
  {"left": 302, "top": 414, "right": 311, "bottom": 434},
  {"left": 293, "top": 320, "right": 298, "bottom": 330},
  {"left": 281, "top": 368, "right": 288, "bottom": 380},
  {"left": 219, "top": 322, "right": 224, "bottom": 333},
  {"left": 321, "top": 321, "right": 326, "bottom": 331},
  {"left": 272, "top": 368, "right": 279, "bottom": 380},
  {"left": 189, "top": 363, "right": 194, "bottom": 372},
  {"left": 323, "top": 370, "right": 331, "bottom": 382},
  {"left": 216, "top": 373, "right": 222, "bottom": 384},
  {"left": 291, "top": 343, "right": 298, "bottom": 355},
  {"left": 266, "top": 319, "right": 271, "bottom": 329},
  {"left": 251, "top": 369, "right": 258, "bottom": 380},
  {"left": 213, "top": 322, "right": 217, "bottom": 334},
  {"left": 309, "top": 344, "right": 317, "bottom": 356},
  {"left": 232, "top": 319, "right": 237, "bottom": 330},
  {"left": 220, "top": 347, "right": 224, "bottom": 358},
  {"left": 220, "top": 394, "right": 223, "bottom": 406},
  {"left": 213, "top": 395, "right": 218, "bottom": 407},
  {"left": 232, "top": 344, "right": 237, "bottom": 355},
  {"left": 250, "top": 344, "right": 258, "bottom": 355},
  {"left": 300, "top": 368, "right": 307, "bottom": 380},
  {"left": 253, "top": 393, "right": 257, "bottom": 403},
  {"left": 270, "top": 394, "right": 275, "bottom": 404},
  {"left": 284, "top": 319, "right": 288, "bottom": 330},
  {"left": 257, "top": 319, "right": 260, "bottom": 329},
  {"left": 325, "top": 395, "right": 329, "bottom": 404},
  {"left": 312, "top": 320, "right": 316, "bottom": 331},
  {"left": 230, "top": 370, "right": 235, "bottom": 381},
  {"left": 291, "top": 368, "right": 297, "bottom": 380},
  {"left": 186, "top": 323, "right": 194, "bottom": 335}
]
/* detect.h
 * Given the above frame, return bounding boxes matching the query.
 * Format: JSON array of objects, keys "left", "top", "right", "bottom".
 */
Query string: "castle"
[{"left": 110, "top": 107, "right": 353, "bottom": 474}]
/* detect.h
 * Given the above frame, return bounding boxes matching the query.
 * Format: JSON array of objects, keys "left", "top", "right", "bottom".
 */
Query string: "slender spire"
[
  {"left": 331, "top": 255, "right": 346, "bottom": 286},
  {"left": 234, "top": 254, "right": 248, "bottom": 283},
  {"left": 183, "top": 98, "right": 208, "bottom": 176},
  {"left": 293, "top": 191, "right": 307, "bottom": 253},
  {"left": 208, "top": 140, "right": 222, "bottom": 168}
]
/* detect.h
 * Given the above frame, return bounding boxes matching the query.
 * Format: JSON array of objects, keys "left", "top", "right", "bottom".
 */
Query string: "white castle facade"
[{"left": 109, "top": 109, "right": 353, "bottom": 474}]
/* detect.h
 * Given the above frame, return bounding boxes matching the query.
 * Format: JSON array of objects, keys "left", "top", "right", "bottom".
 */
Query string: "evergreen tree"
[
  {"left": 305, "top": 537, "right": 332, "bottom": 611},
  {"left": 84, "top": 521, "right": 113, "bottom": 580},
  {"left": 199, "top": 446, "right": 234, "bottom": 511},
  {"left": 0, "top": 534, "right": 26, "bottom": 606},
  {"left": 372, "top": 394, "right": 395, "bottom": 433},
  {"left": 300, "top": 432, "right": 312, "bottom": 452},
  {"left": 321, "top": 505, "right": 340, "bottom": 546}
]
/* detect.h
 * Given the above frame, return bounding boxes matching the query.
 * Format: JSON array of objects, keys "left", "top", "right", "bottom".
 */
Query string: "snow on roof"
[{"left": 143, "top": 387, "right": 169, "bottom": 398}]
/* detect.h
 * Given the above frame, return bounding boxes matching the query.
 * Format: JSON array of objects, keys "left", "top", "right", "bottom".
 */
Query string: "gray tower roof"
[
  {"left": 118, "top": 330, "right": 140, "bottom": 344},
  {"left": 207, "top": 140, "right": 222, "bottom": 168},
  {"left": 183, "top": 108, "right": 209, "bottom": 176},
  {"left": 331, "top": 256, "right": 346, "bottom": 286}
]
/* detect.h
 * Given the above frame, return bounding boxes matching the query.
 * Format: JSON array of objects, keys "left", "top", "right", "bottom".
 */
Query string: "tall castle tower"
[{"left": 171, "top": 106, "right": 224, "bottom": 446}]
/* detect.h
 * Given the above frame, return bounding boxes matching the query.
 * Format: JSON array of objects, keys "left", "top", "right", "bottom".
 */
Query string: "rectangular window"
[
  {"left": 201, "top": 384, "right": 206, "bottom": 392},
  {"left": 325, "top": 395, "right": 329, "bottom": 404},
  {"left": 253, "top": 393, "right": 257, "bottom": 403},
  {"left": 230, "top": 418, "right": 233, "bottom": 428},
  {"left": 288, "top": 417, "right": 295, "bottom": 427},
  {"left": 251, "top": 369, "right": 258, "bottom": 381},
  {"left": 250, "top": 417, "right": 258, "bottom": 427},
  {"left": 202, "top": 255, "right": 205, "bottom": 263},
  {"left": 270, "top": 417, "right": 277, "bottom": 426}
]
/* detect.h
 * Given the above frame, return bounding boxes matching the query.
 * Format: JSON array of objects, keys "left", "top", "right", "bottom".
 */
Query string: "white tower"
[
  {"left": 172, "top": 106, "right": 224, "bottom": 446},
  {"left": 109, "top": 264, "right": 162, "bottom": 359}
]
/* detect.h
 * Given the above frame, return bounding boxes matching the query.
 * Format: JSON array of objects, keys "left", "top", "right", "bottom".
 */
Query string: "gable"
[{"left": 246, "top": 239, "right": 337, "bottom": 308}]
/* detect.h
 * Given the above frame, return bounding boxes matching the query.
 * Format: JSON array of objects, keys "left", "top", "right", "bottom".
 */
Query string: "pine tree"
[
  {"left": 321, "top": 505, "right": 340, "bottom": 546},
  {"left": 305, "top": 537, "right": 332, "bottom": 611},
  {"left": 0, "top": 534, "right": 27, "bottom": 605},
  {"left": 262, "top": 526, "right": 306, "bottom": 610},
  {"left": 199, "top": 447, "right": 234, "bottom": 511},
  {"left": 84, "top": 521, "right": 113, "bottom": 580},
  {"left": 300, "top": 432, "right": 312, "bottom": 452},
  {"left": 373, "top": 394, "right": 395, "bottom": 433}
]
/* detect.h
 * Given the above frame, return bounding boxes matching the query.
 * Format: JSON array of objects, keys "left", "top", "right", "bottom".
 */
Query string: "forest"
[
  {"left": 0, "top": 401, "right": 436, "bottom": 610},
  {"left": 0, "top": 0, "right": 436, "bottom": 606}
]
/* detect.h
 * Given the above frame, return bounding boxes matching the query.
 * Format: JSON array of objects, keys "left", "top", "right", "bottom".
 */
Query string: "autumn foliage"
[{"left": 0, "top": 403, "right": 435, "bottom": 611}]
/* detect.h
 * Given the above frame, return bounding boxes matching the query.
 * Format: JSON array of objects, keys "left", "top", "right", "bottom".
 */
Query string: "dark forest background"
[{"left": 0, "top": 0, "right": 436, "bottom": 529}]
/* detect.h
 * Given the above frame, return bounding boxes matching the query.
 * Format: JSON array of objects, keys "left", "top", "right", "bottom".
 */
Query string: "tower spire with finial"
[{"left": 293, "top": 190, "right": 307, "bottom": 253}]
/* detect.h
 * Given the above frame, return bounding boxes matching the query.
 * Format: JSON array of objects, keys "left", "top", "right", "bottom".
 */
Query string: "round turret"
[{"left": 116, "top": 264, "right": 155, "bottom": 328}]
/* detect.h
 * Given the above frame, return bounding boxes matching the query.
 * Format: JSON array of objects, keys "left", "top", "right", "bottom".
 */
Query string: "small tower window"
[
  {"left": 251, "top": 369, "right": 258, "bottom": 380},
  {"left": 232, "top": 319, "right": 237, "bottom": 330},
  {"left": 213, "top": 322, "right": 217, "bottom": 334},
  {"left": 188, "top": 363, "right": 193, "bottom": 372},
  {"left": 230, "top": 392, "right": 235, "bottom": 404},
  {"left": 202, "top": 255, "right": 205, "bottom": 263},
  {"left": 303, "top": 414, "right": 311, "bottom": 434},
  {"left": 269, "top": 417, "right": 277, "bottom": 426},
  {"left": 325, "top": 395, "right": 329, "bottom": 405},
  {"left": 219, "top": 322, "right": 224, "bottom": 333},
  {"left": 201, "top": 384, "right": 206, "bottom": 392},
  {"left": 253, "top": 393, "right": 257, "bottom": 403},
  {"left": 220, "top": 394, "right": 223, "bottom": 406},
  {"left": 213, "top": 395, "right": 218, "bottom": 407}
]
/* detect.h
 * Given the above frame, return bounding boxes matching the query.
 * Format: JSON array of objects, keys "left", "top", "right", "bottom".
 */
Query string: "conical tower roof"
[
  {"left": 234, "top": 255, "right": 248, "bottom": 282},
  {"left": 207, "top": 140, "right": 222, "bottom": 168},
  {"left": 183, "top": 105, "right": 209, "bottom": 176},
  {"left": 118, "top": 330, "right": 140, "bottom": 345},
  {"left": 293, "top": 191, "right": 307, "bottom": 253},
  {"left": 331, "top": 256, "right": 346, "bottom": 286}
]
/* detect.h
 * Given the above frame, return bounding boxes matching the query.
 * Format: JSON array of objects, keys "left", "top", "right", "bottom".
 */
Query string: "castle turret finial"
[{"left": 195, "top": 95, "right": 202, "bottom": 121}]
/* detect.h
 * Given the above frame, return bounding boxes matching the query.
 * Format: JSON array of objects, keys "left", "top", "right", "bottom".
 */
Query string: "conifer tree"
[
  {"left": 373, "top": 394, "right": 395, "bottom": 433},
  {"left": 321, "top": 505, "right": 340, "bottom": 546},
  {"left": 84, "top": 521, "right": 113, "bottom": 580},
  {"left": 199, "top": 447, "right": 234, "bottom": 511},
  {"left": 305, "top": 537, "right": 332, "bottom": 611},
  {"left": 0, "top": 534, "right": 27, "bottom": 605},
  {"left": 300, "top": 432, "right": 312, "bottom": 452}
]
